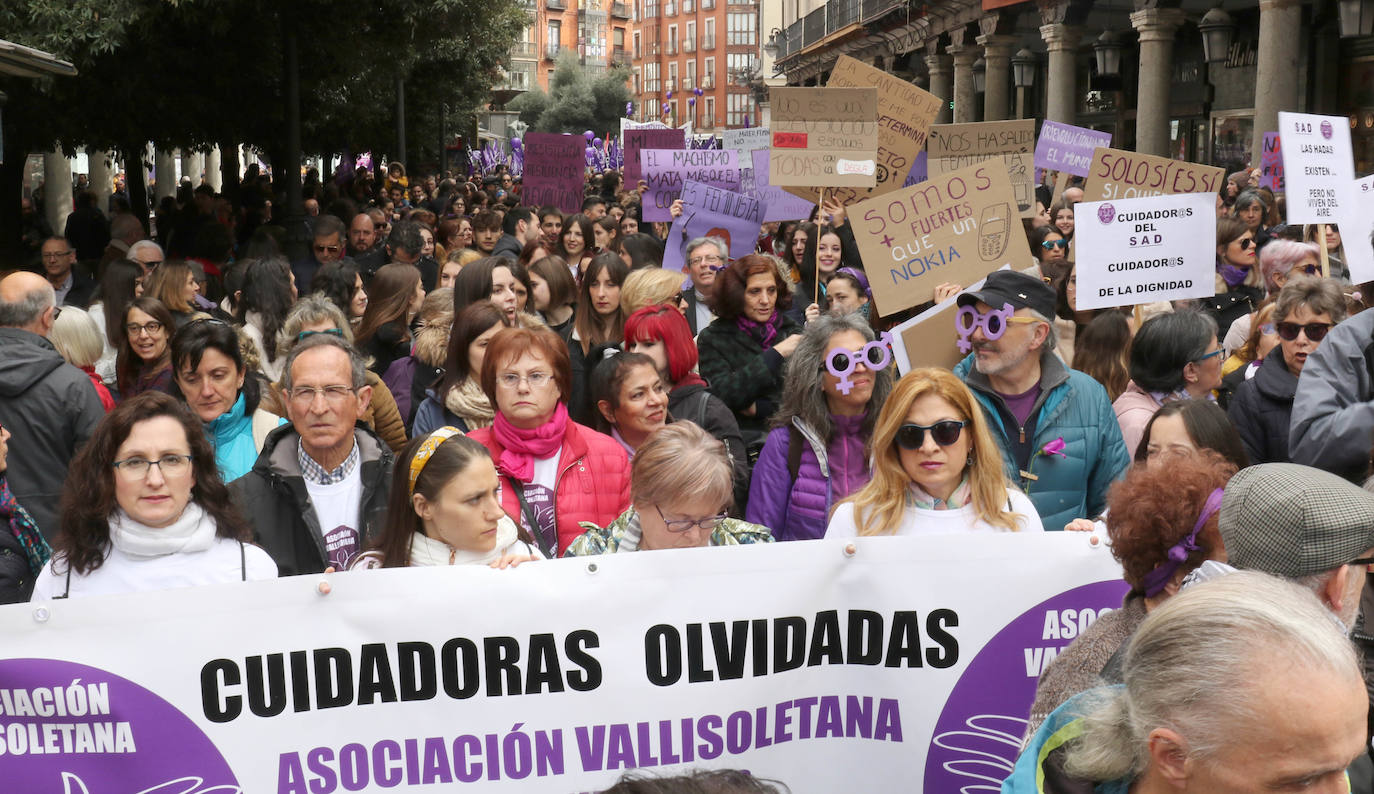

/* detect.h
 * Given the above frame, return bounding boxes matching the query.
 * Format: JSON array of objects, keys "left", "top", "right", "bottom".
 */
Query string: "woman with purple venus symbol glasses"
[{"left": 747, "top": 315, "right": 895, "bottom": 541}]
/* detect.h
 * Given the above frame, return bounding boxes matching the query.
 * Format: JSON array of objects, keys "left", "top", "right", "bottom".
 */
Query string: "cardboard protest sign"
[
  {"left": 888, "top": 269, "right": 1005, "bottom": 375},
  {"left": 1279, "top": 112, "right": 1354, "bottom": 224},
  {"left": 721, "top": 127, "right": 771, "bottom": 155},
  {"left": 641, "top": 148, "right": 741, "bottom": 222},
  {"left": 1081, "top": 147, "right": 1224, "bottom": 201},
  {"left": 1260, "top": 132, "right": 1283, "bottom": 191},
  {"left": 625, "top": 128, "right": 686, "bottom": 185},
  {"left": 520, "top": 133, "right": 586, "bottom": 214},
  {"left": 769, "top": 87, "right": 879, "bottom": 189},
  {"left": 849, "top": 161, "right": 1032, "bottom": 317},
  {"left": 1073, "top": 193, "right": 1217, "bottom": 311},
  {"left": 816, "top": 55, "right": 944, "bottom": 204},
  {"left": 747, "top": 148, "right": 815, "bottom": 222},
  {"left": 928, "top": 120, "right": 1037, "bottom": 217},
  {"left": 662, "top": 180, "right": 764, "bottom": 270},
  {"left": 1342, "top": 174, "right": 1374, "bottom": 283},
  {"left": 1034, "top": 121, "right": 1112, "bottom": 178}
]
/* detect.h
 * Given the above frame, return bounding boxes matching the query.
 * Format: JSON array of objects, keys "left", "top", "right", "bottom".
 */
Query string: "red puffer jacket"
[{"left": 467, "top": 420, "right": 631, "bottom": 555}]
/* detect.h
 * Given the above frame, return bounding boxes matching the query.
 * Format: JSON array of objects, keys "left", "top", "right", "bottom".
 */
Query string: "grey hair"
[
  {"left": 772, "top": 313, "right": 894, "bottom": 444},
  {"left": 0, "top": 279, "right": 55, "bottom": 328},
  {"left": 279, "top": 332, "right": 368, "bottom": 393},
  {"left": 1026, "top": 309, "right": 1058, "bottom": 352},
  {"left": 686, "top": 236, "right": 727, "bottom": 261},
  {"left": 129, "top": 240, "right": 164, "bottom": 262},
  {"left": 277, "top": 294, "right": 354, "bottom": 359},
  {"left": 1273, "top": 276, "right": 1347, "bottom": 326},
  {"left": 631, "top": 421, "right": 734, "bottom": 511},
  {"left": 1063, "top": 571, "right": 1360, "bottom": 781}
]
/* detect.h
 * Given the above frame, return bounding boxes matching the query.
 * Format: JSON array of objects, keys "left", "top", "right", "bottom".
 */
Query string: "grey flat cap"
[{"left": 1219, "top": 463, "right": 1374, "bottom": 578}]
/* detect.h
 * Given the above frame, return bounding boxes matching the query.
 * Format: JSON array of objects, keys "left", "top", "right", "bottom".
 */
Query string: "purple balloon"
[
  {"left": 593, "top": 137, "right": 603, "bottom": 147},
  {"left": 583, "top": 130, "right": 595, "bottom": 142},
  {"left": 511, "top": 138, "right": 522, "bottom": 150},
  {"left": 666, "top": 90, "right": 673, "bottom": 100},
  {"left": 585, "top": 146, "right": 596, "bottom": 157},
  {"left": 694, "top": 87, "right": 703, "bottom": 96},
  {"left": 688, "top": 97, "right": 696, "bottom": 106}
]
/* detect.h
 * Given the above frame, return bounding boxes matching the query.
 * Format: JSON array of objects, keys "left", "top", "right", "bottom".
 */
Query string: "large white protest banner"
[
  {"left": 0, "top": 535, "right": 1123, "bottom": 793},
  {"left": 1279, "top": 111, "right": 1355, "bottom": 224},
  {"left": 1073, "top": 192, "right": 1217, "bottom": 310}
]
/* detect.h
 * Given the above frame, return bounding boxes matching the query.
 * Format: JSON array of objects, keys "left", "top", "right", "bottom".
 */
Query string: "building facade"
[
  {"left": 771, "top": 0, "right": 1374, "bottom": 174},
  {"left": 498, "top": 0, "right": 634, "bottom": 95}
]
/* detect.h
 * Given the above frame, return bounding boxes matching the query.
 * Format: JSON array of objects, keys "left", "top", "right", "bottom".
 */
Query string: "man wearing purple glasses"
[{"left": 952, "top": 270, "right": 1128, "bottom": 531}]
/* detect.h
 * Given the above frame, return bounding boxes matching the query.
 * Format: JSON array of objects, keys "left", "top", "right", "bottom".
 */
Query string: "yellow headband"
[{"left": 408, "top": 427, "right": 463, "bottom": 496}]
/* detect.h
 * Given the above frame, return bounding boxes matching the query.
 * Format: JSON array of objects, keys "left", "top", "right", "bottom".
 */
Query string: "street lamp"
[
  {"left": 1339, "top": 0, "right": 1374, "bottom": 38},
  {"left": 1198, "top": 6, "right": 1235, "bottom": 62},
  {"left": 972, "top": 57, "right": 986, "bottom": 94},
  {"left": 1011, "top": 48, "right": 1037, "bottom": 89},
  {"left": 1093, "top": 30, "right": 1123, "bottom": 77},
  {"left": 763, "top": 28, "right": 782, "bottom": 60}
]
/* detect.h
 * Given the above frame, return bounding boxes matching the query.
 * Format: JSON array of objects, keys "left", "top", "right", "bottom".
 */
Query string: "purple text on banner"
[
  {"left": 642, "top": 149, "right": 741, "bottom": 222},
  {"left": 1034, "top": 120, "right": 1113, "bottom": 177},
  {"left": 903, "top": 150, "right": 928, "bottom": 187},
  {"left": 521, "top": 132, "right": 586, "bottom": 214},
  {"left": 1261, "top": 132, "right": 1283, "bottom": 191},
  {"left": 750, "top": 148, "right": 816, "bottom": 222},
  {"left": 625, "top": 128, "right": 686, "bottom": 185},
  {"left": 663, "top": 180, "right": 765, "bottom": 271}
]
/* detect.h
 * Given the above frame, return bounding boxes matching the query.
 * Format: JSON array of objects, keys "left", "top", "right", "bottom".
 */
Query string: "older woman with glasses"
[
  {"left": 564, "top": 422, "right": 772, "bottom": 554},
  {"left": 30, "top": 392, "right": 276, "bottom": 599},
  {"left": 826, "top": 368, "right": 1041, "bottom": 537},
  {"left": 1113, "top": 311, "right": 1222, "bottom": 455},
  {"left": 466, "top": 326, "right": 631, "bottom": 557},
  {"left": 1221, "top": 240, "right": 1325, "bottom": 356},
  {"left": 1229, "top": 277, "right": 1346, "bottom": 464}
]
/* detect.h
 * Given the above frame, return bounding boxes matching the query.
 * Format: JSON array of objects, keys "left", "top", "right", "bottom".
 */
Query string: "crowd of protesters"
[{"left": 6, "top": 155, "right": 1374, "bottom": 792}]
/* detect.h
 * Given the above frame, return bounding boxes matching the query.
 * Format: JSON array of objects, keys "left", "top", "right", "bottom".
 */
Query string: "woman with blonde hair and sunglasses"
[{"left": 826, "top": 368, "right": 1041, "bottom": 537}]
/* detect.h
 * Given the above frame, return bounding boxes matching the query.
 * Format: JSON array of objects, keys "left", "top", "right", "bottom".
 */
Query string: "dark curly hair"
[
  {"left": 710, "top": 254, "right": 793, "bottom": 321},
  {"left": 56, "top": 392, "right": 250, "bottom": 575},
  {"left": 1105, "top": 450, "right": 1235, "bottom": 595}
]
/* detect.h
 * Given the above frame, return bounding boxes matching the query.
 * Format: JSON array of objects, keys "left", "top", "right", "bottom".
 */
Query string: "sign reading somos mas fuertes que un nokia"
[
  {"left": 1074, "top": 192, "right": 1217, "bottom": 311},
  {"left": 0, "top": 534, "right": 1123, "bottom": 793}
]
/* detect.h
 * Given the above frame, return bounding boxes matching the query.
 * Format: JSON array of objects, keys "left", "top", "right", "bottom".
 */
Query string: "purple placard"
[
  {"left": 1261, "top": 132, "right": 1283, "bottom": 191},
  {"left": 663, "top": 179, "right": 764, "bottom": 270},
  {"left": 923, "top": 578, "right": 1130, "bottom": 790},
  {"left": 521, "top": 132, "right": 586, "bottom": 214},
  {"left": 641, "top": 149, "right": 741, "bottom": 222},
  {"left": 750, "top": 148, "right": 815, "bottom": 222},
  {"left": 625, "top": 128, "right": 686, "bottom": 184},
  {"left": 1034, "top": 120, "right": 1113, "bottom": 177},
  {"left": 902, "top": 150, "right": 928, "bottom": 187}
]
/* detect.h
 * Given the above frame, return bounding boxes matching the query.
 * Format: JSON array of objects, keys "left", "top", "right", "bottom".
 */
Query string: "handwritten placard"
[
  {"left": 662, "top": 180, "right": 765, "bottom": 270},
  {"left": 1260, "top": 132, "right": 1283, "bottom": 191},
  {"left": 625, "top": 128, "right": 686, "bottom": 185},
  {"left": 769, "top": 87, "right": 879, "bottom": 188},
  {"left": 751, "top": 148, "right": 816, "bottom": 222},
  {"left": 640, "top": 149, "right": 741, "bottom": 221},
  {"left": 1034, "top": 121, "right": 1112, "bottom": 178},
  {"left": 1073, "top": 193, "right": 1217, "bottom": 310},
  {"left": 888, "top": 269, "right": 1005, "bottom": 376},
  {"left": 521, "top": 133, "right": 586, "bottom": 214},
  {"left": 849, "top": 161, "right": 1032, "bottom": 317},
  {"left": 1081, "top": 147, "right": 1224, "bottom": 201},
  {"left": 928, "top": 120, "right": 1037, "bottom": 217},
  {"left": 1279, "top": 111, "right": 1354, "bottom": 223}
]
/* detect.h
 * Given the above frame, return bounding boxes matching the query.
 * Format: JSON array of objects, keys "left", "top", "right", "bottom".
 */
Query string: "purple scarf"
[
  {"left": 1218, "top": 262, "right": 1249, "bottom": 289},
  {"left": 735, "top": 312, "right": 782, "bottom": 351}
]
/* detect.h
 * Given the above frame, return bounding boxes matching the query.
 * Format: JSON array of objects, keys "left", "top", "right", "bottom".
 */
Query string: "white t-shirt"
[
  {"left": 306, "top": 466, "right": 364, "bottom": 571},
  {"left": 30, "top": 537, "right": 277, "bottom": 600},
  {"left": 825, "top": 488, "right": 1043, "bottom": 537}
]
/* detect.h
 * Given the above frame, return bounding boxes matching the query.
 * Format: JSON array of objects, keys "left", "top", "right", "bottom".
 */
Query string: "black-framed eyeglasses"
[
  {"left": 895, "top": 420, "right": 967, "bottom": 450},
  {"left": 654, "top": 504, "right": 727, "bottom": 533},
  {"left": 1236, "top": 238, "right": 1255, "bottom": 250},
  {"left": 1275, "top": 322, "right": 1332, "bottom": 342}
]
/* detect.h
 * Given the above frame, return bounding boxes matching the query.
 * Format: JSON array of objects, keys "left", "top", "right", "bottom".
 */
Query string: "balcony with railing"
[
  {"left": 511, "top": 41, "right": 538, "bottom": 59},
  {"left": 495, "top": 65, "right": 535, "bottom": 92},
  {"left": 774, "top": 0, "right": 900, "bottom": 60},
  {"left": 611, "top": 1, "right": 630, "bottom": 17},
  {"left": 666, "top": 39, "right": 678, "bottom": 55},
  {"left": 547, "top": 0, "right": 566, "bottom": 8},
  {"left": 702, "top": 34, "right": 715, "bottom": 50},
  {"left": 612, "top": 48, "right": 631, "bottom": 65},
  {"left": 665, "top": 1, "right": 676, "bottom": 15},
  {"left": 701, "top": 73, "right": 714, "bottom": 89},
  {"left": 643, "top": 1, "right": 660, "bottom": 18},
  {"left": 516, "top": 0, "right": 537, "bottom": 9},
  {"left": 682, "top": 76, "right": 694, "bottom": 90},
  {"left": 682, "top": 37, "right": 695, "bottom": 53},
  {"left": 545, "top": 43, "right": 562, "bottom": 59},
  {"left": 666, "top": 78, "right": 677, "bottom": 93},
  {"left": 697, "top": 115, "right": 715, "bottom": 130}
]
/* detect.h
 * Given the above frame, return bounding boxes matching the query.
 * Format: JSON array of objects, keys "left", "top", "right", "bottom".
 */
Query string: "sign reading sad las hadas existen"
[{"left": 1073, "top": 192, "right": 1216, "bottom": 311}]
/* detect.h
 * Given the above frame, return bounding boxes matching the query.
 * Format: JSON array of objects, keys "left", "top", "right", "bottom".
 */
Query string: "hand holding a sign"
[
  {"left": 774, "top": 334, "right": 804, "bottom": 358},
  {"left": 822, "top": 197, "right": 848, "bottom": 228},
  {"left": 934, "top": 283, "right": 962, "bottom": 303},
  {"left": 670, "top": 199, "right": 684, "bottom": 219}
]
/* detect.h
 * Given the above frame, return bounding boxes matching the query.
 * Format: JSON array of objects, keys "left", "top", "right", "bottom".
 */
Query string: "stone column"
[
  {"left": 926, "top": 51, "right": 953, "bottom": 124},
  {"left": 87, "top": 149, "right": 114, "bottom": 214},
  {"left": 154, "top": 148, "right": 177, "bottom": 200},
  {"left": 977, "top": 34, "right": 1017, "bottom": 122},
  {"left": 1039, "top": 23, "right": 1081, "bottom": 125},
  {"left": 206, "top": 146, "right": 223, "bottom": 193},
  {"left": 949, "top": 45, "right": 979, "bottom": 123},
  {"left": 43, "top": 149, "right": 73, "bottom": 238},
  {"left": 1251, "top": 0, "right": 1302, "bottom": 161},
  {"left": 1131, "top": 8, "right": 1186, "bottom": 157}
]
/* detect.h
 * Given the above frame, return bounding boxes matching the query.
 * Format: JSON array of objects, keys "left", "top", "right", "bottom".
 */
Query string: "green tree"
[{"left": 509, "top": 51, "right": 630, "bottom": 137}]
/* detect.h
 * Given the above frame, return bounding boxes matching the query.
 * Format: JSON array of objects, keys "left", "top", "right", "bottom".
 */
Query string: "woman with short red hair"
[
  {"left": 465, "top": 326, "right": 630, "bottom": 557},
  {"left": 695, "top": 255, "right": 804, "bottom": 441}
]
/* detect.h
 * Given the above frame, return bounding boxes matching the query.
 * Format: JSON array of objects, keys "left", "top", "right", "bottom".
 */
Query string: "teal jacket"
[
  {"left": 1003, "top": 689, "right": 1131, "bottom": 794},
  {"left": 954, "top": 351, "right": 1129, "bottom": 532}
]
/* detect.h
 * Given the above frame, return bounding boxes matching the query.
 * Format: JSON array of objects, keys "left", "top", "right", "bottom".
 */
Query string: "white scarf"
[
  {"left": 109, "top": 502, "right": 217, "bottom": 559},
  {"left": 407, "top": 516, "right": 525, "bottom": 566}
]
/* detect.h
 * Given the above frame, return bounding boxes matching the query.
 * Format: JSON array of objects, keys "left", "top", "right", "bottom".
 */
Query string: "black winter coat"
[
  {"left": 229, "top": 423, "right": 394, "bottom": 576},
  {"left": 668, "top": 382, "right": 751, "bottom": 514},
  {"left": 1228, "top": 345, "right": 1298, "bottom": 465},
  {"left": 696, "top": 313, "right": 802, "bottom": 436}
]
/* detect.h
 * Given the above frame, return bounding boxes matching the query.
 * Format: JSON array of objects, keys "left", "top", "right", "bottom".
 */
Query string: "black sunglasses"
[
  {"left": 1275, "top": 321, "right": 1331, "bottom": 342},
  {"left": 895, "top": 420, "right": 967, "bottom": 450}
]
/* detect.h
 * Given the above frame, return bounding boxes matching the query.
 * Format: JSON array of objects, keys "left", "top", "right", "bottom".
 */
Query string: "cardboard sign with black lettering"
[
  {"left": 927, "top": 120, "right": 1037, "bottom": 217},
  {"left": 769, "top": 87, "right": 879, "bottom": 188},
  {"left": 1081, "top": 147, "right": 1224, "bottom": 201},
  {"left": 849, "top": 161, "right": 1032, "bottom": 317}
]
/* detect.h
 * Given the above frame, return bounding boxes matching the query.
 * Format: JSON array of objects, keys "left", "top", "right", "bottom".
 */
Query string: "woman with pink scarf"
[{"left": 466, "top": 326, "right": 631, "bottom": 557}]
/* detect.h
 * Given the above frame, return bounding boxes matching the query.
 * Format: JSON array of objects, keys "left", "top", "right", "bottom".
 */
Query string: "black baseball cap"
[{"left": 956, "top": 269, "right": 1056, "bottom": 319}]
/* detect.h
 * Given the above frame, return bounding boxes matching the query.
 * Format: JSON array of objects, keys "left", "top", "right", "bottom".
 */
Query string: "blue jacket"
[
  {"left": 1003, "top": 689, "right": 1131, "bottom": 794},
  {"left": 954, "top": 351, "right": 1128, "bottom": 532},
  {"left": 206, "top": 393, "right": 284, "bottom": 483}
]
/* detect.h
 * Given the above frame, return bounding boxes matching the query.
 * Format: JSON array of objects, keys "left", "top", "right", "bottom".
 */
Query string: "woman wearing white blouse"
[{"left": 827, "top": 368, "right": 1041, "bottom": 537}]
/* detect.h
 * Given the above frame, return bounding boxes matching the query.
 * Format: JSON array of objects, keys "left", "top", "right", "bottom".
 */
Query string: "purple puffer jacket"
[{"left": 746, "top": 414, "right": 870, "bottom": 541}]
